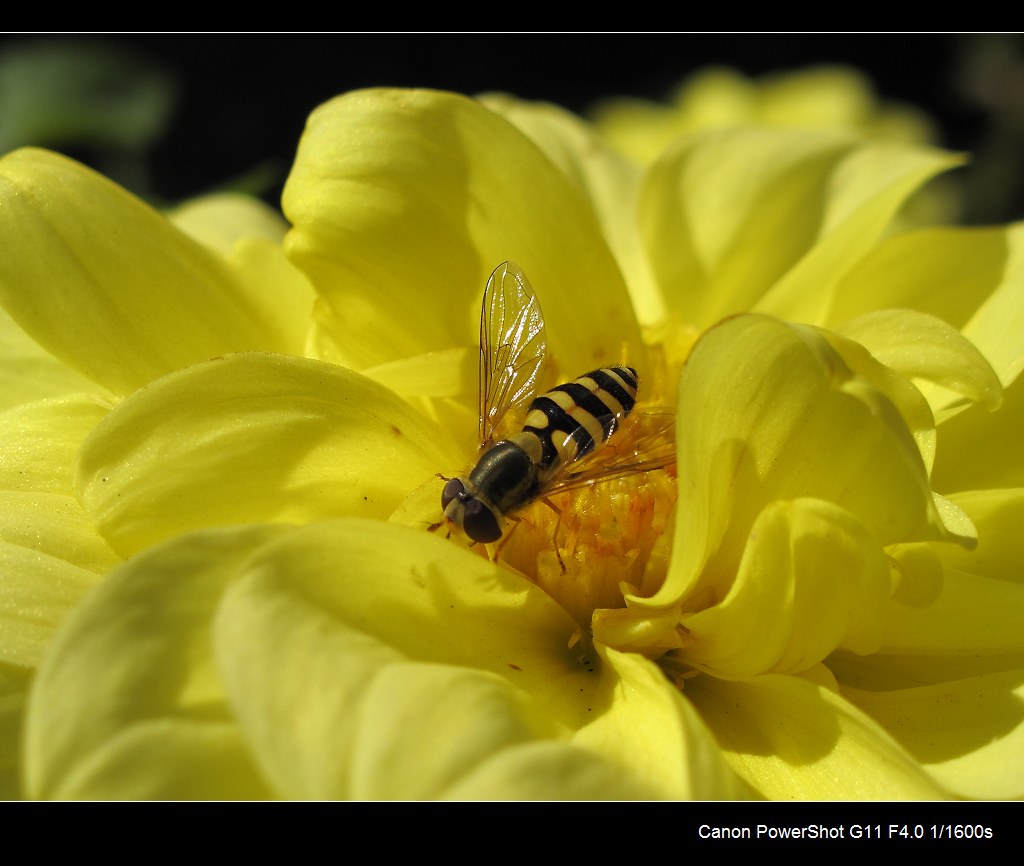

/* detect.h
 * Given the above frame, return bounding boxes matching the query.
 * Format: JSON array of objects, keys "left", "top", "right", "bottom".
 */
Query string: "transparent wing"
[
  {"left": 543, "top": 408, "right": 677, "bottom": 494},
  {"left": 479, "top": 261, "right": 547, "bottom": 447}
]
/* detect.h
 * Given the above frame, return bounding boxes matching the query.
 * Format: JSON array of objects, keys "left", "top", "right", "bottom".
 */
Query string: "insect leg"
[
  {"left": 537, "top": 495, "right": 567, "bottom": 573},
  {"left": 488, "top": 513, "right": 524, "bottom": 562}
]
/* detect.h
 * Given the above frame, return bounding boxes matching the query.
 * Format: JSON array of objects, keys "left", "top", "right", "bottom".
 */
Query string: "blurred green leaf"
[{"left": 0, "top": 38, "right": 177, "bottom": 154}]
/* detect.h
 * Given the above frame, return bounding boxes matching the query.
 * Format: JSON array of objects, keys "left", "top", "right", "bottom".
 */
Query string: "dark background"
[{"left": 4, "top": 33, "right": 1023, "bottom": 223}]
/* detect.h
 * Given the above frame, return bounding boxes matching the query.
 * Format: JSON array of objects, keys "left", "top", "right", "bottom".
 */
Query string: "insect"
[{"left": 439, "top": 260, "right": 675, "bottom": 545}]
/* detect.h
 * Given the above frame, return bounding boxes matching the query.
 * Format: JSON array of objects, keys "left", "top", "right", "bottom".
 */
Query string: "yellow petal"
[
  {"left": 25, "top": 525, "right": 285, "bottom": 799},
  {"left": 480, "top": 93, "right": 663, "bottom": 325},
  {"left": 753, "top": 66, "right": 938, "bottom": 144},
  {"left": 0, "top": 148, "right": 308, "bottom": 395},
  {"left": 0, "top": 541, "right": 98, "bottom": 670},
  {"left": 0, "top": 395, "right": 110, "bottom": 495},
  {"left": 362, "top": 347, "right": 474, "bottom": 400},
  {"left": 346, "top": 662, "right": 548, "bottom": 799},
  {"left": 935, "top": 488, "right": 1024, "bottom": 583},
  {"left": 76, "top": 352, "right": 461, "bottom": 556},
  {"left": 812, "top": 323, "right": 939, "bottom": 472},
  {"left": 758, "top": 143, "right": 963, "bottom": 324},
  {"left": 0, "top": 395, "right": 117, "bottom": 668},
  {"left": 362, "top": 345, "right": 477, "bottom": 451},
  {"left": 844, "top": 669, "right": 1024, "bottom": 799},
  {"left": 0, "top": 664, "right": 30, "bottom": 798},
  {"left": 878, "top": 566, "right": 1024, "bottom": 656},
  {"left": 167, "top": 195, "right": 314, "bottom": 357},
  {"left": 439, "top": 740, "right": 667, "bottom": 800},
  {"left": 224, "top": 238, "right": 315, "bottom": 356},
  {"left": 0, "top": 491, "right": 119, "bottom": 667},
  {"left": 830, "top": 223, "right": 1024, "bottom": 390},
  {"left": 168, "top": 192, "right": 288, "bottom": 255},
  {"left": 686, "top": 672, "right": 948, "bottom": 799},
  {"left": 45, "top": 720, "right": 274, "bottom": 800},
  {"left": 641, "top": 129, "right": 960, "bottom": 329},
  {"left": 606, "top": 314, "right": 969, "bottom": 656},
  {"left": 0, "top": 306, "right": 96, "bottom": 410},
  {"left": 874, "top": 490, "right": 1024, "bottom": 666},
  {"left": 932, "top": 373, "right": 1024, "bottom": 491},
  {"left": 643, "top": 130, "right": 849, "bottom": 328},
  {"left": 573, "top": 646, "right": 748, "bottom": 799},
  {"left": 345, "top": 662, "right": 672, "bottom": 800},
  {"left": 283, "top": 88, "right": 643, "bottom": 373}
]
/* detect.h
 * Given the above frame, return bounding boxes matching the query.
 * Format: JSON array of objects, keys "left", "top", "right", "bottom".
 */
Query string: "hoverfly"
[{"left": 439, "top": 261, "right": 676, "bottom": 546}]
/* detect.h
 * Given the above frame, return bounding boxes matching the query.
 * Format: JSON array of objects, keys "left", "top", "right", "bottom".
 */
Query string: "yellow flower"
[{"left": 1, "top": 82, "right": 1022, "bottom": 800}]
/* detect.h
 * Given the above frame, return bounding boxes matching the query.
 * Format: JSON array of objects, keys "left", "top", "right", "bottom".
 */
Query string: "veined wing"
[
  {"left": 543, "top": 408, "right": 677, "bottom": 494},
  {"left": 479, "top": 261, "right": 547, "bottom": 447}
]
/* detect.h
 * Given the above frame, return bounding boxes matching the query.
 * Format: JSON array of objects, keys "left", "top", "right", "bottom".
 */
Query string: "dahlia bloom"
[{"left": 1, "top": 76, "right": 1021, "bottom": 800}]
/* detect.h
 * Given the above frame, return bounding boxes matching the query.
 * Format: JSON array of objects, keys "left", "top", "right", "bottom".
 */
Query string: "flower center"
[
  {"left": 496, "top": 465, "right": 678, "bottom": 630},
  {"left": 489, "top": 323, "right": 697, "bottom": 632}
]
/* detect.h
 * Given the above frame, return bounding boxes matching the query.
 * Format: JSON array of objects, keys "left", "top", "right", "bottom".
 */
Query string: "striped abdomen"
[
  {"left": 522, "top": 366, "right": 638, "bottom": 472},
  {"left": 444, "top": 365, "right": 640, "bottom": 543}
]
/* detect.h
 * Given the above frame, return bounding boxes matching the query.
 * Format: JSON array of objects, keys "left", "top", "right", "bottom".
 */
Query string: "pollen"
[{"left": 497, "top": 466, "right": 677, "bottom": 631}]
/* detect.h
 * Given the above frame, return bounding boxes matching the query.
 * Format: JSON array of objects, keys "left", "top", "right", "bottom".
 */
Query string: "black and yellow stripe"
[
  {"left": 522, "top": 366, "right": 638, "bottom": 470},
  {"left": 443, "top": 365, "right": 641, "bottom": 543}
]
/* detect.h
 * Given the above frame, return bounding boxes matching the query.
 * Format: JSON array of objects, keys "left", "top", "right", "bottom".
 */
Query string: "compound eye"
[
  {"left": 441, "top": 478, "right": 465, "bottom": 510},
  {"left": 461, "top": 499, "right": 502, "bottom": 543}
]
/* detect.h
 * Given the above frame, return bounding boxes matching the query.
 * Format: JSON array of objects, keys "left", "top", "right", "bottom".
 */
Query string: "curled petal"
[
  {"left": 676, "top": 498, "right": 890, "bottom": 678},
  {"left": 671, "top": 316, "right": 950, "bottom": 605},
  {"left": 839, "top": 308, "right": 1002, "bottom": 423},
  {"left": 606, "top": 314, "right": 967, "bottom": 657},
  {"left": 803, "top": 322, "right": 939, "bottom": 472}
]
